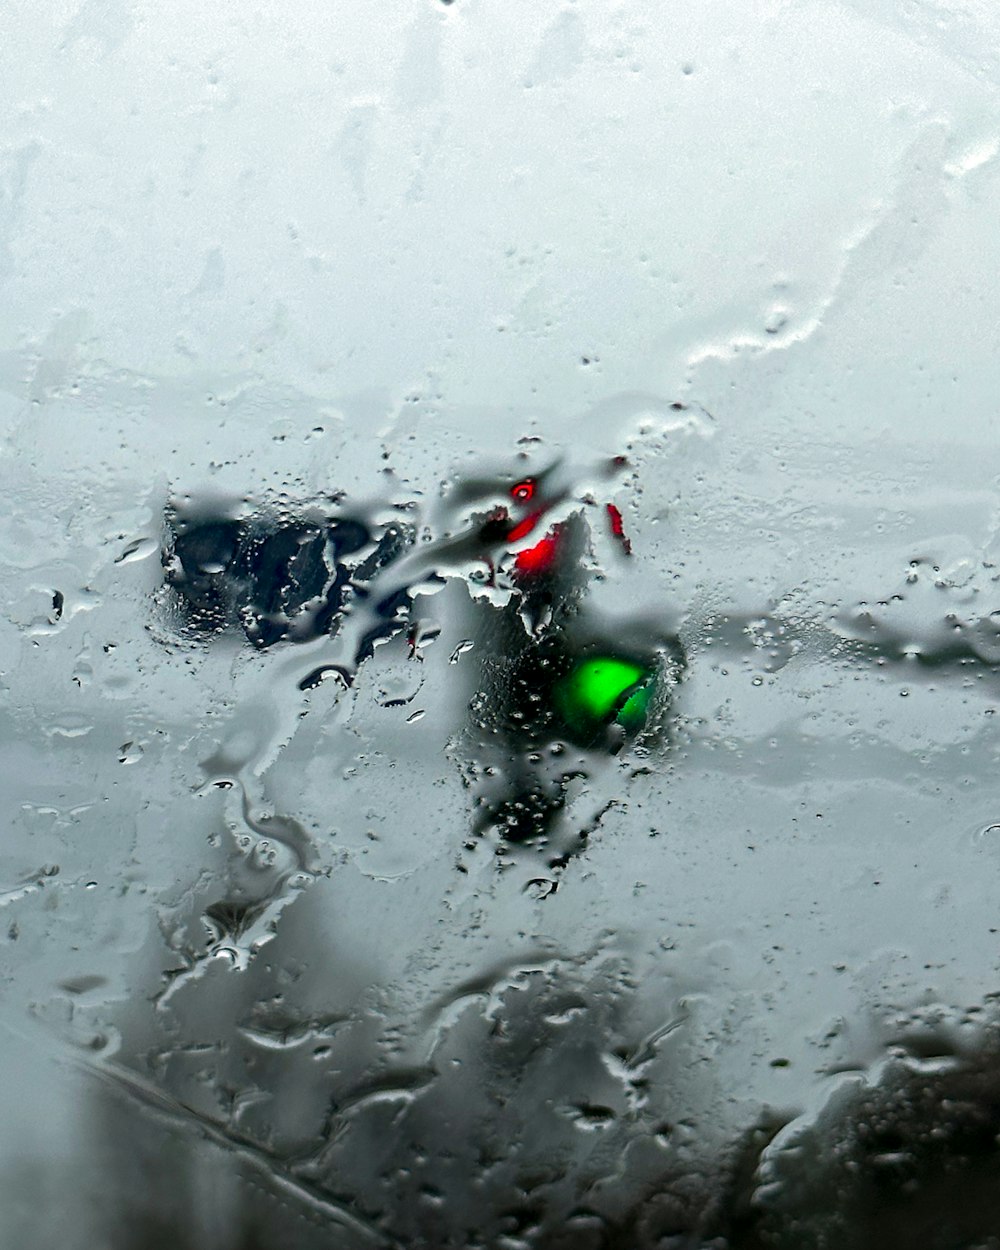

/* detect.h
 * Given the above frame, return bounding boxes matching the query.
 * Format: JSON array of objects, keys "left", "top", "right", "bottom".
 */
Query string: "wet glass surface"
[{"left": 5, "top": 2, "right": 1000, "bottom": 1247}]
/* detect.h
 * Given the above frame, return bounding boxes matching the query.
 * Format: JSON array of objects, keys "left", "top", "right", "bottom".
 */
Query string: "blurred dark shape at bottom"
[
  {"left": 748, "top": 1026, "right": 1000, "bottom": 1250},
  {"left": 67, "top": 1020, "right": 1000, "bottom": 1250}
]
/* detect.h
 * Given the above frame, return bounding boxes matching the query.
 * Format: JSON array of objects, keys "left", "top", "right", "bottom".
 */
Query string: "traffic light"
[{"left": 464, "top": 497, "right": 683, "bottom": 854}]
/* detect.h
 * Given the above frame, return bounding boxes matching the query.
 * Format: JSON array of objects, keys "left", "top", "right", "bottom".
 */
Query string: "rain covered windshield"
[{"left": 4, "top": 3, "right": 1000, "bottom": 1248}]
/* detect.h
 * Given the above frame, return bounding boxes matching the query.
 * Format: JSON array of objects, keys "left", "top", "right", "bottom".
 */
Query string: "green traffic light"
[
  {"left": 616, "top": 679, "right": 652, "bottom": 733},
  {"left": 553, "top": 655, "right": 654, "bottom": 737}
]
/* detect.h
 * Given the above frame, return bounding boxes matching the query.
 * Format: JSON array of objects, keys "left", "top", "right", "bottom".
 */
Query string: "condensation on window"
[{"left": 4, "top": 2, "right": 1000, "bottom": 1247}]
